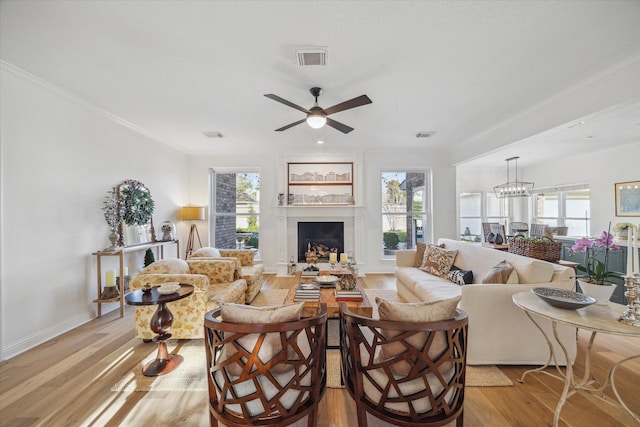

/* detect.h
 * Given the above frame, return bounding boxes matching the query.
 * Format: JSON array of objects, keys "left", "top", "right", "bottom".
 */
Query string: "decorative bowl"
[
  {"left": 157, "top": 282, "right": 181, "bottom": 295},
  {"left": 532, "top": 287, "right": 596, "bottom": 310},
  {"left": 315, "top": 275, "right": 339, "bottom": 285}
]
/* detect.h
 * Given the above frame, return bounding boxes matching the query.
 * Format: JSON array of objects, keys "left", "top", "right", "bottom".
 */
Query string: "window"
[
  {"left": 381, "top": 170, "right": 429, "bottom": 256},
  {"left": 210, "top": 170, "right": 260, "bottom": 254},
  {"left": 459, "top": 192, "right": 509, "bottom": 241},
  {"left": 459, "top": 192, "right": 482, "bottom": 241},
  {"left": 532, "top": 186, "right": 590, "bottom": 236}
]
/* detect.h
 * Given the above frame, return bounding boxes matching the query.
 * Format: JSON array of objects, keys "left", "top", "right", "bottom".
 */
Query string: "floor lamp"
[{"left": 182, "top": 206, "right": 205, "bottom": 259}]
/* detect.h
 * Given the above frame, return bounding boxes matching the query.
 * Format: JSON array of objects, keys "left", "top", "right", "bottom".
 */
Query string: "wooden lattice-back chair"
[
  {"left": 530, "top": 223, "right": 548, "bottom": 239},
  {"left": 482, "top": 222, "right": 498, "bottom": 242},
  {"left": 204, "top": 304, "right": 327, "bottom": 427},
  {"left": 340, "top": 303, "right": 468, "bottom": 427}
]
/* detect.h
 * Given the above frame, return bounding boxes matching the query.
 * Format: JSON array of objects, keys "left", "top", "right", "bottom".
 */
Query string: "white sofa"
[{"left": 395, "top": 238, "right": 577, "bottom": 365}]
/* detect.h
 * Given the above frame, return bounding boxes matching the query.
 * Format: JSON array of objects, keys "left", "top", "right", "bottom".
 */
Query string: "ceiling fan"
[{"left": 264, "top": 87, "right": 372, "bottom": 134}]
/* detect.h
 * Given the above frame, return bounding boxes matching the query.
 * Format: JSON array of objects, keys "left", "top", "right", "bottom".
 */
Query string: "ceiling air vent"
[
  {"left": 203, "top": 131, "right": 224, "bottom": 138},
  {"left": 295, "top": 47, "right": 328, "bottom": 66},
  {"left": 416, "top": 131, "right": 436, "bottom": 139}
]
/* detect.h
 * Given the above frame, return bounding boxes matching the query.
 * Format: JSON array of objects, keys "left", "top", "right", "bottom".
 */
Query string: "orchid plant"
[{"left": 570, "top": 228, "right": 623, "bottom": 285}]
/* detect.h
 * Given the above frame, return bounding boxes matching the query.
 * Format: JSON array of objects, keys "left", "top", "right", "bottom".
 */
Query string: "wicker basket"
[{"left": 507, "top": 236, "right": 561, "bottom": 262}]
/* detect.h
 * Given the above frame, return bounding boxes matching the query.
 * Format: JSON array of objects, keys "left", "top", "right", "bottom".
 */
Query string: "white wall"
[
  {"left": 457, "top": 143, "right": 640, "bottom": 236},
  {"left": 0, "top": 65, "right": 190, "bottom": 360},
  {"left": 186, "top": 149, "right": 457, "bottom": 275}
]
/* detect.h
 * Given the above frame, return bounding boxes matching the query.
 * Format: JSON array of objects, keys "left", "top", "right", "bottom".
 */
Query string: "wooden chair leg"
[
  {"left": 209, "top": 409, "right": 218, "bottom": 427},
  {"left": 356, "top": 404, "right": 368, "bottom": 427},
  {"left": 456, "top": 410, "right": 464, "bottom": 427},
  {"left": 307, "top": 407, "right": 318, "bottom": 427}
]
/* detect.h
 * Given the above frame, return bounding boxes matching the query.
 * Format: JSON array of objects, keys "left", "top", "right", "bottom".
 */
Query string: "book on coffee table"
[
  {"left": 294, "top": 282, "right": 320, "bottom": 301},
  {"left": 335, "top": 283, "right": 363, "bottom": 301}
]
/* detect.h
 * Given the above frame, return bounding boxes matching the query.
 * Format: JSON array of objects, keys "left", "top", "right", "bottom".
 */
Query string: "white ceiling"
[{"left": 1, "top": 1, "right": 639, "bottom": 167}]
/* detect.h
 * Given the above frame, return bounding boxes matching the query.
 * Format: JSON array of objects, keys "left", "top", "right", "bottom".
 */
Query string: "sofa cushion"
[
  {"left": 481, "top": 260, "right": 518, "bottom": 284},
  {"left": 447, "top": 266, "right": 473, "bottom": 286},
  {"left": 375, "top": 295, "right": 461, "bottom": 375},
  {"left": 139, "top": 258, "right": 190, "bottom": 275},
  {"left": 413, "top": 281, "right": 462, "bottom": 302},
  {"left": 419, "top": 245, "right": 458, "bottom": 277},
  {"left": 218, "top": 302, "right": 304, "bottom": 376},
  {"left": 191, "top": 247, "right": 221, "bottom": 258}
]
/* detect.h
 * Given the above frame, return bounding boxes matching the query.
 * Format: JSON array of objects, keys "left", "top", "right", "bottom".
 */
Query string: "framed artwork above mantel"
[
  {"left": 288, "top": 162, "right": 354, "bottom": 205},
  {"left": 615, "top": 180, "right": 640, "bottom": 217}
]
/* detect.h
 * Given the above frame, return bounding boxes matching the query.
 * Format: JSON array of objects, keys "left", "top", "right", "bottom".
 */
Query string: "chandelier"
[{"left": 493, "top": 156, "right": 534, "bottom": 198}]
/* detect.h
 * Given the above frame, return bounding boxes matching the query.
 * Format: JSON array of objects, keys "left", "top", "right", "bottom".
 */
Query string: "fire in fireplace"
[{"left": 298, "top": 221, "right": 344, "bottom": 263}]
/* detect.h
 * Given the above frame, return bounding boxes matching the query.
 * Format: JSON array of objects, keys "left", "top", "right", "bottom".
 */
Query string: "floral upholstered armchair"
[
  {"left": 129, "top": 258, "right": 247, "bottom": 340},
  {"left": 190, "top": 247, "right": 264, "bottom": 304}
]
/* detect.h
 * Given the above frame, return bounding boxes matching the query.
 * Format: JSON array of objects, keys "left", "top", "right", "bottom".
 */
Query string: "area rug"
[
  {"left": 112, "top": 289, "right": 290, "bottom": 392},
  {"left": 111, "top": 339, "right": 207, "bottom": 392},
  {"left": 466, "top": 365, "right": 513, "bottom": 387}
]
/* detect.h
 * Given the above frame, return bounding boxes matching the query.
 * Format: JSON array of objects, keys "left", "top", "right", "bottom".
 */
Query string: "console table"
[
  {"left": 92, "top": 240, "right": 180, "bottom": 317},
  {"left": 513, "top": 291, "right": 640, "bottom": 426}
]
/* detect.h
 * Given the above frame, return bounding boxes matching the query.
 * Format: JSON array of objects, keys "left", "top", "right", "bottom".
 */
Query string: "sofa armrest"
[
  {"left": 129, "top": 273, "right": 210, "bottom": 292},
  {"left": 395, "top": 250, "right": 417, "bottom": 267}
]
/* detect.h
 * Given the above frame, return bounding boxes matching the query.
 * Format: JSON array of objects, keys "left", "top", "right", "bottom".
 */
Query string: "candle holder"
[
  {"left": 619, "top": 274, "right": 640, "bottom": 326},
  {"left": 100, "top": 285, "right": 119, "bottom": 300}
]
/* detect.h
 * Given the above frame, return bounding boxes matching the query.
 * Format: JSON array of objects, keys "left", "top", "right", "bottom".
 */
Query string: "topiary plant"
[
  {"left": 383, "top": 232, "right": 400, "bottom": 250},
  {"left": 144, "top": 248, "right": 155, "bottom": 267}
]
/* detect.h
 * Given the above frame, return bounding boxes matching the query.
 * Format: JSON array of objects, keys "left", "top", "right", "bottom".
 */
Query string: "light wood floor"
[{"left": 1, "top": 274, "right": 638, "bottom": 427}]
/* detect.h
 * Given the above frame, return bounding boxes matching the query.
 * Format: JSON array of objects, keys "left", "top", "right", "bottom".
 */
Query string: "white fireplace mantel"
[{"left": 276, "top": 205, "right": 364, "bottom": 275}]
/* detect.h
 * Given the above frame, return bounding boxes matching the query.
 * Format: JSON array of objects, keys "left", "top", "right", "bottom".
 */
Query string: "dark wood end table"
[{"left": 125, "top": 284, "right": 194, "bottom": 376}]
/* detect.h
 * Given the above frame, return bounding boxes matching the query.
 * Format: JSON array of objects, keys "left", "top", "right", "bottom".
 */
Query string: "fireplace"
[{"left": 298, "top": 222, "right": 344, "bottom": 262}]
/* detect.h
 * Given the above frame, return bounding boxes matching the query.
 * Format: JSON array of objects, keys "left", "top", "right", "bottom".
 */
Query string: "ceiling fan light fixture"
[{"left": 306, "top": 105, "right": 326, "bottom": 129}]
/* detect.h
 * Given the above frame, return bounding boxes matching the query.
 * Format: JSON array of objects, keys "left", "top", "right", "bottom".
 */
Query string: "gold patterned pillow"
[
  {"left": 139, "top": 259, "right": 190, "bottom": 275},
  {"left": 419, "top": 245, "right": 458, "bottom": 277}
]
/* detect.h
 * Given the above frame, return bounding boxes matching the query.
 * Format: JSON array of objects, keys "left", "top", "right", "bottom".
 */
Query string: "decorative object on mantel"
[
  {"left": 160, "top": 221, "right": 176, "bottom": 241},
  {"left": 182, "top": 206, "right": 205, "bottom": 259},
  {"left": 493, "top": 156, "right": 534, "bottom": 198}
]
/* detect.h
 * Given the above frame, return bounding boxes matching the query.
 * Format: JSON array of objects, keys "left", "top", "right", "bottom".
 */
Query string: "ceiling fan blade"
[
  {"left": 264, "top": 94, "right": 310, "bottom": 114},
  {"left": 326, "top": 118, "right": 354, "bottom": 134},
  {"left": 323, "top": 95, "right": 372, "bottom": 116},
  {"left": 275, "top": 118, "right": 306, "bottom": 132}
]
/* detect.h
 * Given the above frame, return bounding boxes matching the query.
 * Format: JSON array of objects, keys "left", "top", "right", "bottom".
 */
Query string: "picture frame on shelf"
[
  {"left": 287, "top": 162, "right": 354, "bottom": 205},
  {"left": 615, "top": 181, "right": 640, "bottom": 217}
]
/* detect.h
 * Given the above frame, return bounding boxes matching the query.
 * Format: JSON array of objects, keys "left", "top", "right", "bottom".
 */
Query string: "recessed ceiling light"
[
  {"left": 316, "top": 140, "right": 325, "bottom": 144},
  {"left": 416, "top": 131, "right": 436, "bottom": 139},
  {"left": 203, "top": 131, "right": 224, "bottom": 138}
]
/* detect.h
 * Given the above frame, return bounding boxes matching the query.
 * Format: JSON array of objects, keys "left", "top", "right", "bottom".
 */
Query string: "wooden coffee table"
[{"left": 285, "top": 271, "right": 373, "bottom": 319}]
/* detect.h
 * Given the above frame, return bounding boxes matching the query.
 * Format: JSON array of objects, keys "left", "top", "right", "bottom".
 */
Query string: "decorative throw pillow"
[
  {"left": 414, "top": 242, "right": 427, "bottom": 267},
  {"left": 218, "top": 302, "right": 305, "bottom": 376},
  {"left": 419, "top": 245, "right": 458, "bottom": 277},
  {"left": 413, "top": 243, "right": 444, "bottom": 268},
  {"left": 375, "top": 295, "right": 461, "bottom": 376},
  {"left": 139, "top": 258, "right": 190, "bottom": 275},
  {"left": 447, "top": 266, "right": 474, "bottom": 286},
  {"left": 190, "top": 247, "right": 221, "bottom": 258},
  {"left": 481, "top": 260, "right": 519, "bottom": 284}
]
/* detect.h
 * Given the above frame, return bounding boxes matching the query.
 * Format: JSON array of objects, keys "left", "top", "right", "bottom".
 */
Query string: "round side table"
[{"left": 125, "top": 284, "right": 194, "bottom": 376}]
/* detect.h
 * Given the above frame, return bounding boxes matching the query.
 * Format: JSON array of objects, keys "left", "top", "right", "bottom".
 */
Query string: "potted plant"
[
  {"left": 569, "top": 226, "right": 623, "bottom": 304},
  {"left": 613, "top": 222, "right": 635, "bottom": 239}
]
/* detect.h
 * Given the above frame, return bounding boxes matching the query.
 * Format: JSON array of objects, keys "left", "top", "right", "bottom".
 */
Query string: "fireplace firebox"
[{"left": 298, "top": 222, "right": 344, "bottom": 263}]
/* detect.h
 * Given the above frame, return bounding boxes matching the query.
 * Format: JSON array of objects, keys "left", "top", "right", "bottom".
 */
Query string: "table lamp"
[{"left": 182, "top": 206, "right": 205, "bottom": 259}]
